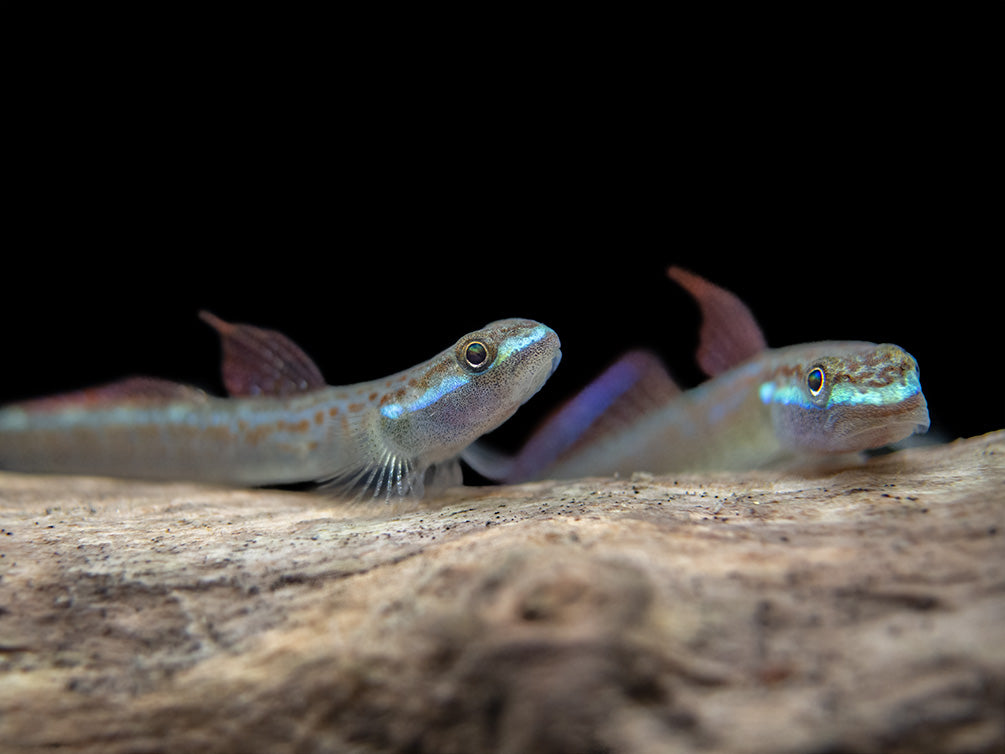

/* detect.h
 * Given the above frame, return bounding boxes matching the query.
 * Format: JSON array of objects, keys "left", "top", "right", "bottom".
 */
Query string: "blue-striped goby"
[
  {"left": 494, "top": 266, "right": 928, "bottom": 482},
  {"left": 0, "top": 313, "right": 561, "bottom": 499}
]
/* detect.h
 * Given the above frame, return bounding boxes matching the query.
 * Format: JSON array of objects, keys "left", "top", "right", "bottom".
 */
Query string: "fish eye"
[
  {"left": 462, "top": 340, "right": 491, "bottom": 372},
  {"left": 807, "top": 367, "right": 825, "bottom": 397}
]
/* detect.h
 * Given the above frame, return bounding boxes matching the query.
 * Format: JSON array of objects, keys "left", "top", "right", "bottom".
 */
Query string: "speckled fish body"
[
  {"left": 0, "top": 315, "right": 562, "bottom": 499},
  {"left": 0, "top": 388, "right": 362, "bottom": 485},
  {"left": 518, "top": 341, "right": 927, "bottom": 481},
  {"left": 501, "top": 268, "right": 928, "bottom": 482}
]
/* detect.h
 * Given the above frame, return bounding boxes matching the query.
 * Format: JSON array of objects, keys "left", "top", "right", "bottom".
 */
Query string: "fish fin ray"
[
  {"left": 316, "top": 420, "right": 428, "bottom": 501},
  {"left": 10, "top": 377, "right": 208, "bottom": 411},
  {"left": 199, "top": 311, "right": 326, "bottom": 397},
  {"left": 507, "top": 350, "right": 679, "bottom": 482},
  {"left": 667, "top": 266, "right": 767, "bottom": 377}
]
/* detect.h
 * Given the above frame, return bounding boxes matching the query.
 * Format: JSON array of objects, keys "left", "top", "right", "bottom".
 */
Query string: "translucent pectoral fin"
[
  {"left": 318, "top": 452, "right": 422, "bottom": 500},
  {"left": 318, "top": 454, "right": 467, "bottom": 501}
]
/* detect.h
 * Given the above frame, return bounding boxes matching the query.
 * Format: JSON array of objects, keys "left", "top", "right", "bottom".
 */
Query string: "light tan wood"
[{"left": 2, "top": 432, "right": 1003, "bottom": 753}]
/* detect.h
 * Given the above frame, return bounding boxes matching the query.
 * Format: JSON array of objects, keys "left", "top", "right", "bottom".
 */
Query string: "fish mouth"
[
  {"left": 843, "top": 406, "right": 930, "bottom": 450},
  {"left": 550, "top": 350, "right": 563, "bottom": 377}
]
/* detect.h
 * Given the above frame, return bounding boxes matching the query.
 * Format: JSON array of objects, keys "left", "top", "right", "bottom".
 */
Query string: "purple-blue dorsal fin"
[
  {"left": 506, "top": 350, "right": 680, "bottom": 483},
  {"left": 199, "top": 311, "right": 326, "bottom": 397},
  {"left": 12, "top": 377, "right": 207, "bottom": 412},
  {"left": 667, "top": 266, "right": 767, "bottom": 378}
]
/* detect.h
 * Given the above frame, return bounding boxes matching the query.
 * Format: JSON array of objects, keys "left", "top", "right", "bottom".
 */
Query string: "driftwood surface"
[{"left": 1, "top": 431, "right": 1003, "bottom": 754}]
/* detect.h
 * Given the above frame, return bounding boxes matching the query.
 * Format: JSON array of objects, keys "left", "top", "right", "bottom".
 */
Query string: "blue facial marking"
[
  {"left": 380, "top": 373, "right": 470, "bottom": 419},
  {"left": 496, "top": 325, "right": 548, "bottom": 364},
  {"left": 760, "top": 373, "right": 921, "bottom": 410}
]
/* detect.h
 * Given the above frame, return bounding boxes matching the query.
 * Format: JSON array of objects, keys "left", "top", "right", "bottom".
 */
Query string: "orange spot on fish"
[
  {"left": 315, "top": 411, "right": 324, "bottom": 425},
  {"left": 380, "top": 388, "right": 406, "bottom": 406},
  {"left": 368, "top": 392, "right": 378, "bottom": 402},
  {"left": 243, "top": 423, "right": 276, "bottom": 447},
  {"left": 329, "top": 406, "right": 339, "bottom": 417},
  {"left": 348, "top": 403, "right": 365, "bottom": 412},
  {"left": 279, "top": 419, "right": 310, "bottom": 433}
]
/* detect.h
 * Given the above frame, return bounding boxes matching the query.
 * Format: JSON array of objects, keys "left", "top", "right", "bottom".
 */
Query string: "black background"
[{"left": 4, "top": 30, "right": 999, "bottom": 468}]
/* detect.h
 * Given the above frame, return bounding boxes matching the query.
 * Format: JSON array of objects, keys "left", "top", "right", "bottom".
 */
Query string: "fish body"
[
  {"left": 0, "top": 314, "right": 562, "bottom": 498},
  {"left": 501, "top": 267, "right": 929, "bottom": 482}
]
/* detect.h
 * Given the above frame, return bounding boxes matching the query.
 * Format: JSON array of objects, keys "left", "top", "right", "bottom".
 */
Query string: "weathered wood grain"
[{"left": 2, "top": 432, "right": 1003, "bottom": 753}]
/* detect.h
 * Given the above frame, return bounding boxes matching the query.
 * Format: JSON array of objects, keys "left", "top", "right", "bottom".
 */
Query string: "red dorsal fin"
[
  {"left": 667, "top": 266, "right": 767, "bottom": 377},
  {"left": 507, "top": 350, "right": 680, "bottom": 482},
  {"left": 13, "top": 377, "right": 207, "bottom": 412},
  {"left": 199, "top": 311, "right": 326, "bottom": 397}
]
